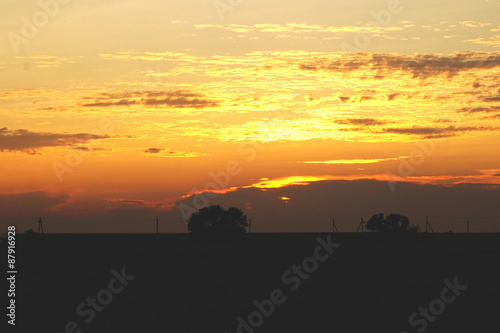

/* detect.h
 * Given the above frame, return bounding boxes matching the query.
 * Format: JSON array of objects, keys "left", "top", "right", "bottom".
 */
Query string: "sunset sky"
[{"left": 1, "top": 0, "right": 500, "bottom": 233}]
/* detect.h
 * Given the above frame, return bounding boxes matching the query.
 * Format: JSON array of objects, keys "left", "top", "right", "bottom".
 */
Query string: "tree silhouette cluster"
[
  {"left": 187, "top": 205, "right": 248, "bottom": 238},
  {"left": 366, "top": 213, "right": 419, "bottom": 233},
  {"left": 187, "top": 206, "right": 418, "bottom": 237}
]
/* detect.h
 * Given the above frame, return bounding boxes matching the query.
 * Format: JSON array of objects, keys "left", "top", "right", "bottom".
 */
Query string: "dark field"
[{"left": 7, "top": 233, "right": 500, "bottom": 332}]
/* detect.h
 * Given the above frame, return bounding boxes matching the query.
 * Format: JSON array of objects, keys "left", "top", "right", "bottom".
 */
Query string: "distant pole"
[
  {"left": 467, "top": 218, "right": 469, "bottom": 233},
  {"left": 425, "top": 216, "right": 434, "bottom": 233},
  {"left": 38, "top": 217, "right": 44, "bottom": 234},
  {"left": 249, "top": 217, "right": 252, "bottom": 234},
  {"left": 356, "top": 218, "right": 364, "bottom": 233},
  {"left": 156, "top": 216, "right": 159, "bottom": 237},
  {"left": 332, "top": 217, "right": 338, "bottom": 233}
]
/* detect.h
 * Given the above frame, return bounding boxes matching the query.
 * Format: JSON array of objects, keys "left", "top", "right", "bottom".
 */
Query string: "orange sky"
[{"left": 1, "top": 0, "right": 499, "bottom": 232}]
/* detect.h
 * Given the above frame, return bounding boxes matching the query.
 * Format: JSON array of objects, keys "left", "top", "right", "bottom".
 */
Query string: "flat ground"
[{"left": 8, "top": 232, "right": 500, "bottom": 332}]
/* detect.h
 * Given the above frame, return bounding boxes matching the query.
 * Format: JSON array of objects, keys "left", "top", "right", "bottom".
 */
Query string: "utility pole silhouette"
[
  {"left": 467, "top": 218, "right": 469, "bottom": 233},
  {"left": 37, "top": 217, "right": 44, "bottom": 234},
  {"left": 248, "top": 217, "right": 252, "bottom": 234},
  {"left": 356, "top": 218, "right": 364, "bottom": 233},
  {"left": 156, "top": 216, "right": 159, "bottom": 237},
  {"left": 425, "top": 216, "right": 434, "bottom": 233},
  {"left": 332, "top": 217, "right": 339, "bottom": 233}
]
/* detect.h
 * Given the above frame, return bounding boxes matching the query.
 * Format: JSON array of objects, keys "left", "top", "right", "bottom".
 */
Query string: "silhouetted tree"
[
  {"left": 366, "top": 213, "right": 417, "bottom": 233},
  {"left": 23, "top": 229, "right": 39, "bottom": 239},
  {"left": 366, "top": 213, "right": 385, "bottom": 232},
  {"left": 187, "top": 205, "right": 248, "bottom": 238}
]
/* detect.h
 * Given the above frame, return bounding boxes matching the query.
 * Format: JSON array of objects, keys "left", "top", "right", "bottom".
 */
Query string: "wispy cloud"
[
  {"left": 0, "top": 128, "right": 111, "bottom": 154},
  {"left": 458, "top": 106, "right": 500, "bottom": 113},
  {"left": 15, "top": 55, "right": 83, "bottom": 68},
  {"left": 83, "top": 90, "right": 219, "bottom": 109},
  {"left": 334, "top": 118, "right": 388, "bottom": 126},
  {"left": 142, "top": 147, "right": 207, "bottom": 158},
  {"left": 479, "top": 95, "right": 500, "bottom": 103},
  {"left": 106, "top": 198, "right": 175, "bottom": 210},
  {"left": 194, "top": 23, "right": 409, "bottom": 36},
  {"left": 299, "top": 52, "right": 500, "bottom": 79},
  {"left": 143, "top": 148, "right": 164, "bottom": 154},
  {"left": 383, "top": 125, "right": 493, "bottom": 139},
  {"left": 463, "top": 36, "right": 500, "bottom": 48}
]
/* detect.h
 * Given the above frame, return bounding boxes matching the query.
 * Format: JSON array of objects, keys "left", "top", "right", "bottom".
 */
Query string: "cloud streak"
[
  {"left": 106, "top": 197, "right": 175, "bottom": 210},
  {"left": 458, "top": 106, "right": 500, "bottom": 113},
  {"left": 299, "top": 52, "right": 500, "bottom": 79},
  {"left": 0, "top": 128, "right": 111, "bottom": 154},
  {"left": 83, "top": 90, "right": 219, "bottom": 109},
  {"left": 194, "top": 23, "right": 408, "bottom": 35},
  {"left": 383, "top": 125, "right": 493, "bottom": 139},
  {"left": 142, "top": 147, "right": 207, "bottom": 158},
  {"left": 334, "top": 118, "right": 388, "bottom": 126}
]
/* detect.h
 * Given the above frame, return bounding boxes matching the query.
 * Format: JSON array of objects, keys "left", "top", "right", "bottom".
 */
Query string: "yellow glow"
[
  {"left": 248, "top": 176, "right": 334, "bottom": 189},
  {"left": 280, "top": 196, "right": 291, "bottom": 203}
]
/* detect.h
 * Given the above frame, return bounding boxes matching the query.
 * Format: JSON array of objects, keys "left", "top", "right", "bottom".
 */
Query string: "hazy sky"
[{"left": 1, "top": 0, "right": 499, "bottom": 232}]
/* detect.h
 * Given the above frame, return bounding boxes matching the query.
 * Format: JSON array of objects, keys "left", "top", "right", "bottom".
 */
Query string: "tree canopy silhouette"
[
  {"left": 187, "top": 205, "right": 248, "bottom": 237},
  {"left": 365, "top": 213, "right": 418, "bottom": 233}
]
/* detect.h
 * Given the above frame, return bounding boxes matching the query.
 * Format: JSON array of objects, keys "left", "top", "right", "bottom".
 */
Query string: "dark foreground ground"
[{"left": 4, "top": 232, "right": 500, "bottom": 333}]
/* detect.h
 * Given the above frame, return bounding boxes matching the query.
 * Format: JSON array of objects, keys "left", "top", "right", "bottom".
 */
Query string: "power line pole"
[
  {"left": 467, "top": 218, "right": 469, "bottom": 233},
  {"left": 356, "top": 218, "right": 364, "bottom": 233},
  {"left": 332, "top": 217, "right": 339, "bottom": 233},
  {"left": 425, "top": 216, "right": 434, "bottom": 233},
  {"left": 248, "top": 217, "right": 252, "bottom": 234},
  {"left": 37, "top": 217, "right": 44, "bottom": 234}
]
